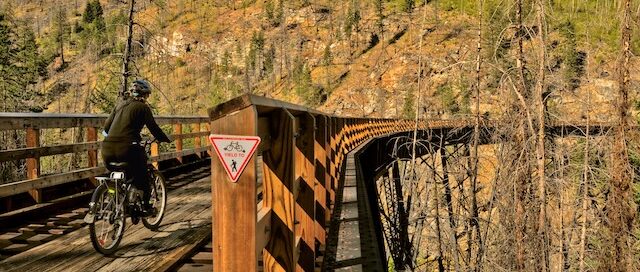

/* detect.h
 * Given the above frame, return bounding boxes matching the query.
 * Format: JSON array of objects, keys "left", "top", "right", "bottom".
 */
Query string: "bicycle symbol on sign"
[{"left": 223, "top": 141, "right": 246, "bottom": 153}]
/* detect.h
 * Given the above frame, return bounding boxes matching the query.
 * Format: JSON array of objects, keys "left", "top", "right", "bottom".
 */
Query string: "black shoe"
[{"left": 141, "top": 204, "right": 156, "bottom": 217}]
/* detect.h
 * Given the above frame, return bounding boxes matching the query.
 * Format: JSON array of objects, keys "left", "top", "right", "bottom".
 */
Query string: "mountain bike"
[{"left": 84, "top": 139, "right": 167, "bottom": 255}]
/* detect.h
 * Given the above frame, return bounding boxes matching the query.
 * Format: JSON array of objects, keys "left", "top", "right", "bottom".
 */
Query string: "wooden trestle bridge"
[{"left": 0, "top": 94, "right": 610, "bottom": 271}]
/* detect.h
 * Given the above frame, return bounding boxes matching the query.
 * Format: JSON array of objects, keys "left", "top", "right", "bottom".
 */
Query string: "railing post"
[
  {"left": 204, "top": 122, "right": 213, "bottom": 157},
  {"left": 210, "top": 106, "right": 259, "bottom": 271},
  {"left": 87, "top": 127, "right": 98, "bottom": 186},
  {"left": 174, "top": 123, "right": 183, "bottom": 163},
  {"left": 151, "top": 142, "right": 159, "bottom": 169},
  {"left": 26, "top": 127, "right": 42, "bottom": 203},
  {"left": 314, "top": 115, "right": 328, "bottom": 249},
  {"left": 193, "top": 123, "right": 202, "bottom": 158},
  {"left": 262, "top": 109, "right": 296, "bottom": 272},
  {"left": 328, "top": 117, "right": 336, "bottom": 212},
  {"left": 291, "top": 111, "right": 316, "bottom": 272}
]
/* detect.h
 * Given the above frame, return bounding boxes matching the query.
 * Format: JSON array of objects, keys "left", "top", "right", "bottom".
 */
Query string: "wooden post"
[
  {"left": 151, "top": 142, "right": 159, "bottom": 169},
  {"left": 193, "top": 123, "right": 202, "bottom": 158},
  {"left": 204, "top": 122, "right": 213, "bottom": 157},
  {"left": 87, "top": 127, "right": 98, "bottom": 186},
  {"left": 26, "top": 128, "right": 42, "bottom": 203},
  {"left": 174, "top": 123, "right": 183, "bottom": 163},
  {"left": 211, "top": 106, "right": 259, "bottom": 271},
  {"left": 291, "top": 111, "right": 316, "bottom": 272},
  {"left": 263, "top": 109, "right": 296, "bottom": 272},
  {"left": 328, "top": 117, "right": 336, "bottom": 213},
  {"left": 314, "top": 115, "right": 328, "bottom": 248}
]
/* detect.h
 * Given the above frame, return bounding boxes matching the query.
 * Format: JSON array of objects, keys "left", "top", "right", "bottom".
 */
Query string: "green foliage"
[
  {"left": 322, "top": 44, "right": 333, "bottom": 66},
  {"left": 344, "top": 0, "right": 361, "bottom": 36},
  {"left": 436, "top": 84, "right": 459, "bottom": 114},
  {"left": 557, "top": 20, "right": 585, "bottom": 91},
  {"left": 0, "top": 13, "right": 47, "bottom": 112},
  {"left": 374, "top": 0, "right": 384, "bottom": 32},
  {"left": 402, "top": 88, "right": 415, "bottom": 119},
  {"left": 77, "top": 0, "right": 108, "bottom": 56},
  {"left": 263, "top": 44, "right": 276, "bottom": 75},
  {"left": 249, "top": 30, "right": 265, "bottom": 71},
  {"left": 220, "top": 49, "right": 232, "bottom": 75},
  {"left": 83, "top": 0, "right": 104, "bottom": 26},
  {"left": 292, "top": 58, "right": 324, "bottom": 106},
  {"left": 264, "top": 0, "right": 284, "bottom": 27},
  {"left": 395, "top": 0, "right": 415, "bottom": 13}
]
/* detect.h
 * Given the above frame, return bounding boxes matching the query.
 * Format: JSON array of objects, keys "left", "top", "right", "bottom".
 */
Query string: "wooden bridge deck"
[{"left": 0, "top": 176, "right": 212, "bottom": 272}]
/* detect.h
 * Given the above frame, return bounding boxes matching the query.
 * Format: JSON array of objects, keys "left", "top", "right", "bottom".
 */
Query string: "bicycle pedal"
[{"left": 83, "top": 213, "right": 95, "bottom": 224}]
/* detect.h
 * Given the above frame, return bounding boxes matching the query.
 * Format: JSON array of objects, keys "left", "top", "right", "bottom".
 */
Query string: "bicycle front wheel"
[
  {"left": 89, "top": 184, "right": 126, "bottom": 255},
  {"left": 142, "top": 169, "right": 167, "bottom": 230}
]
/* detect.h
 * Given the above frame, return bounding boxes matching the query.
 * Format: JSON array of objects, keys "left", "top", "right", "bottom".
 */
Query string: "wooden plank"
[
  {"left": 210, "top": 106, "right": 259, "bottom": 272},
  {"left": 0, "top": 167, "right": 107, "bottom": 198},
  {"left": 0, "top": 142, "right": 102, "bottom": 162},
  {"left": 0, "top": 176, "right": 212, "bottom": 272},
  {"left": 149, "top": 147, "right": 210, "bottom": 162},
  {"left": 291, "top": 112, "right": 316, "bottom": 272},
  {"left": 262, "top": 109, "right": 296, "bottom": 272},
  {"left": 172, "top": 131, "right": 209, "bottom": 140}
]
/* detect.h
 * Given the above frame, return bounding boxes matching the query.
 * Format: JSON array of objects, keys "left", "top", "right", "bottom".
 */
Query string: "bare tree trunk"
[
  {"left": 605, "top": 0, "right": 635, "bottom": 270},
  {"left": 121, "top": 0, "right": 136, "bottom": 98},
  {"left": 440, "top": 145, "right": 460, "bottom": 271},
  {"left": 534, "top": 0, "right": 549, "bottom": 271},
  {"left": 514, "top": 0, "right": 527, "bottom": 270},
  {"left": 579, "top": 92, "right": 591, "bottom": 272},
  {"left": 471, "top": 1, "right": 484, "bottom": 270}
]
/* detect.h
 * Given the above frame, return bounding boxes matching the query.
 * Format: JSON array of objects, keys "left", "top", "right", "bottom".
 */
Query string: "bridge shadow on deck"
[{"left": 0, "top": 175, "right": 212, "bottom": 272}]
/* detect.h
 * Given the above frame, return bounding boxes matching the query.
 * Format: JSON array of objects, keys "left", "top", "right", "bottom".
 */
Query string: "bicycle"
[{"left": 84, "top": 139, "right": 168, "bottom": 255}]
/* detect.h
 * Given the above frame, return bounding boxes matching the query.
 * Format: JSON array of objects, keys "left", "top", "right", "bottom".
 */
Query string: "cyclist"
[{"left": 101, "top": 79, "right": 171, "bottom": 216}]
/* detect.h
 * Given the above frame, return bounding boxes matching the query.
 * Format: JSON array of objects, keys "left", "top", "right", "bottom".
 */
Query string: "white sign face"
[{"left": 209, "top": 134, "right": 261, "bottom": 182}]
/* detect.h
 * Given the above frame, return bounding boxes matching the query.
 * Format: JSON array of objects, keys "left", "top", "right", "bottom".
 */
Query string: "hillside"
[{"left": 2, "top": 0, "right": 639, "bottom": 121}]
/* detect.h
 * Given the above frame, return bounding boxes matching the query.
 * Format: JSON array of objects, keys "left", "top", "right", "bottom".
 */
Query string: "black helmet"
[{"left": 130, "top": 79, "right": 151, "bottom": 97}]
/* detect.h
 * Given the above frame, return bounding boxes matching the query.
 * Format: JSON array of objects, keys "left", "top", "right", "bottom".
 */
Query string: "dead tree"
[{"left": 604, "top": 0, "right": 635, "bottom": 270}]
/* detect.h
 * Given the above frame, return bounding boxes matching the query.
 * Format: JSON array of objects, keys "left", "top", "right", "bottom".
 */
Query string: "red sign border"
[{"left": 209, "top": 134, "right": 261, "bottom": 182}]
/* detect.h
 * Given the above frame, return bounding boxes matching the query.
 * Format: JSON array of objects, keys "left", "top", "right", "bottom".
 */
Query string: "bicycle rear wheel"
[
  {"left": 142, "top": 169, "right": 167, "bottom": 230},
  {"left": 89, "top": 184, "right": 126, "bottom": 255}
]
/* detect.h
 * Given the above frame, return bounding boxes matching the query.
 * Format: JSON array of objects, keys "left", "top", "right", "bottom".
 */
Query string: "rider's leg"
[{"left": 128, "top": 146, "right": 151, "bottom": 209}]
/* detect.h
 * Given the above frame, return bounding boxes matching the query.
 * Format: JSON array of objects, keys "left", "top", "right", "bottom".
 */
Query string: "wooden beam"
[
  {"left": 257, "top": 205, "right": 272, "bottom": 257},
  {"left": 0, "top": 167, "right": 107, "bottom": 198},
  {"left": 211, "top": 105, "right": 259, "bottom": 272},
  {"left": 0, "top": 142, "right": 102, "bottom": 162},
  {"left": 262, "top": 109, "right": 296, "bottom": 272},
  {"left": 148, "top": 146, "right": 210, "bottom": 162},
  {"left": 291, "top": 111, "right": 316, "bottom": 272},
  {"left": 26, "top": 128, "right": 41, "bottom": 203},
  {"left": 313, "top": 115, "right": 328, "bottom": 247}
]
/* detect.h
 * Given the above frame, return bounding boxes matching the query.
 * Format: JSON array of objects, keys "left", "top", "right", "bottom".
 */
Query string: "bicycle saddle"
[{"left": 108, "top": 162, "right": 128, "bottom": 171}]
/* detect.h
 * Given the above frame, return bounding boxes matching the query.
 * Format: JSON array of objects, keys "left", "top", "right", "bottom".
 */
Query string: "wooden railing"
[
  {"left": 208, "top": 94, "right": 429, "bottom": 272},
  {"left": 0, "top": 113, "right": 210, "bottom": 212}
]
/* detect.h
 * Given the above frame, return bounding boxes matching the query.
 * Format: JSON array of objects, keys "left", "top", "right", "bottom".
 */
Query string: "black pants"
[{"left": 101, "top": 142, "right": 151, "bottom": 205}]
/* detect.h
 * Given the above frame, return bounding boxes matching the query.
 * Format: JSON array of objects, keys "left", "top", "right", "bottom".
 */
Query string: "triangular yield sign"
[{"left": 209, "top": 134, "right": 261, "bottom": 182}]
